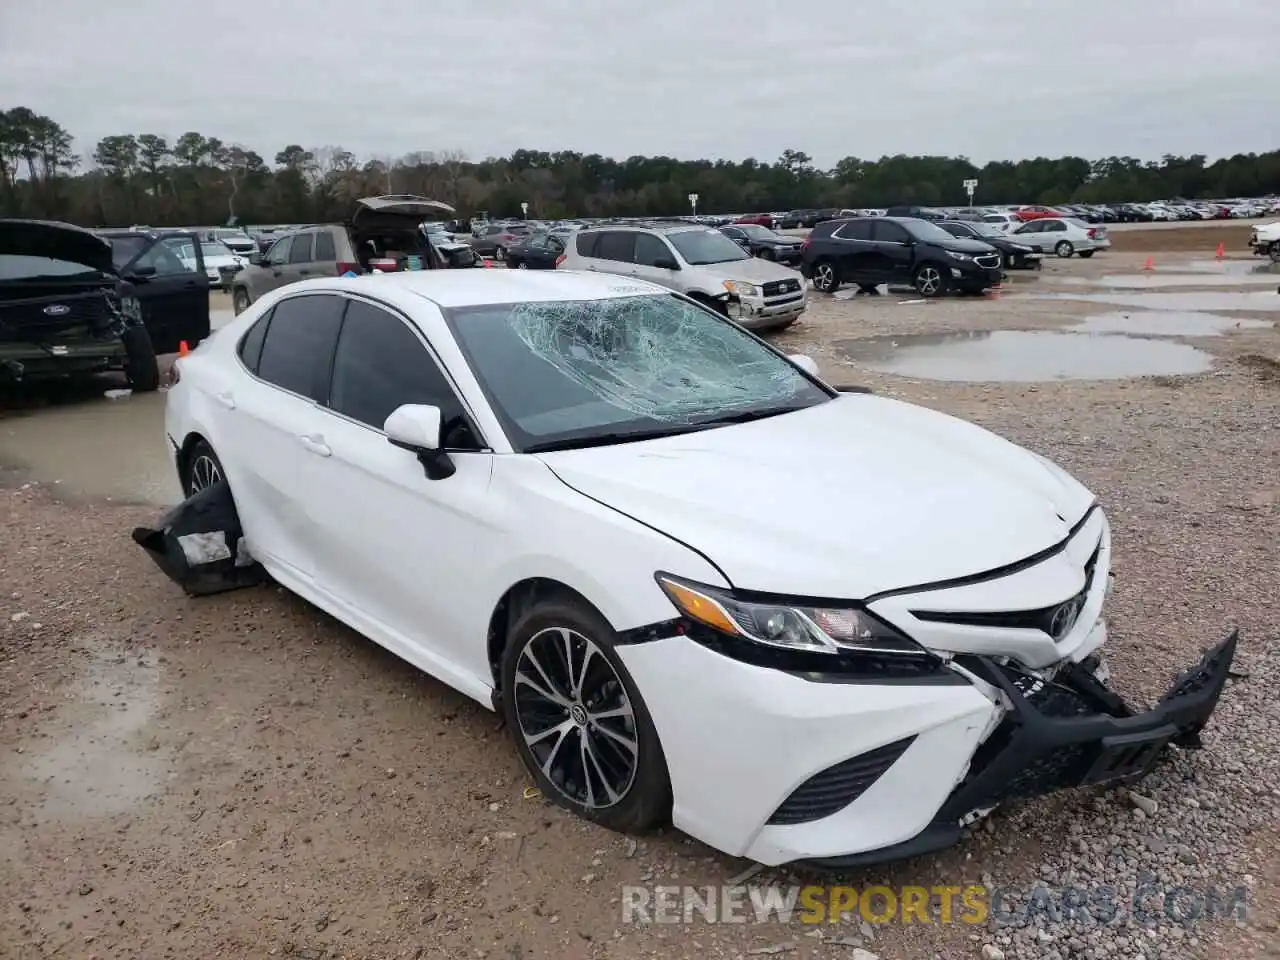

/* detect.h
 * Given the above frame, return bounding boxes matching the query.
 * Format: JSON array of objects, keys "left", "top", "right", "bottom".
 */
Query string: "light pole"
[{"left": 688, "top": 192, "right": 699, "bottom": 218}]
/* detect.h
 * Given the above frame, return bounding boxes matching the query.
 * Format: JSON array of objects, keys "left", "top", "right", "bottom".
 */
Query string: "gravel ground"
[{"left": 1, "top": 243, "right": 1278, "bottom": 960}]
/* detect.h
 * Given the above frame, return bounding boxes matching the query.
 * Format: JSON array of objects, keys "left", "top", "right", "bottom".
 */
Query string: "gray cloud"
[{"left": 1, "top": 0, "right": 1276, "bottom": 166}]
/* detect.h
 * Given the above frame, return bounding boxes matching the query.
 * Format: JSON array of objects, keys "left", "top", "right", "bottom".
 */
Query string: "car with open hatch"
[
  {"left": 1, "top": 219, "right": 160, "bottom": 390},
  {"left": 162, "top": 269, "right": 1237, "bottom": 868}
]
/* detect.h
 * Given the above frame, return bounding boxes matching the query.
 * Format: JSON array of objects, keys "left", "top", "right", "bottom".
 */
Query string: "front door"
[
  {"left": 869, "top": 220, "right": 915, "bottom": 285},
  {"left": 631, "top": 233, "right": 680, "bottom": 289},
  {"left": 248, "top": 235, "right": 296, "bottom": 300},
  {"left": 298, "top": 295, "right": 498, "bottom": 680},
  {"left": 124, "top": 233, "right": 210, "bottom": 353}
]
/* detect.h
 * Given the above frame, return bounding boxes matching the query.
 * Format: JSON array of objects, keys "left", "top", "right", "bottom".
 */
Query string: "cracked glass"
[{"left": 445, "top": 293, "right": 830, "bottom": 451}]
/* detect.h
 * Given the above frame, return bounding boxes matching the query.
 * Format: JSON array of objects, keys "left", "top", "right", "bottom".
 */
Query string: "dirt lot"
[{"left": 2, "top": 229, "right": 1278, "bottom": 960}]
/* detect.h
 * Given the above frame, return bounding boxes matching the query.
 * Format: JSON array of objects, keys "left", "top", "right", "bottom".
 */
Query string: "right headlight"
[{"left": 656, "top": 573, "right": 927, "bottom": 657}]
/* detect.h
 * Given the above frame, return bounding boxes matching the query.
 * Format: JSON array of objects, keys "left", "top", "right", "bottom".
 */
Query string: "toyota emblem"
[
  {"left": 1048, "top": 597, "right": 1083, "bottom": 640},
  {"left": 43, "top": 304, "right": 71, "bottom": 316}
]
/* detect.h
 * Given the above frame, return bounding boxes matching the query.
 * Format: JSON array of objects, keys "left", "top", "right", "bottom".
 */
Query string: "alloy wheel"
[
  {"left": 517, "top": 261, "right": 529, "bottom": 269},
  {"left": 512, "top": 626, "right": 638, "bottom": 809},
  {"left": 815, "top": 263, "right": 836, "bottom": 291},
  {"left": 916, "top": 266, "right": 942, "bottom": 296},
  {"left": 188, "top": 454, "right": 221, "bottom": 495}
]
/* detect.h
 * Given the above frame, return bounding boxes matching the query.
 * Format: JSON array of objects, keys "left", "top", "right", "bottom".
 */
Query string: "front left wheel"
[
  {"left": 122, "top": 326, "right": 160, "bottom": 392},
  {"left": 181, "top": 439, "right": 224, "bottom": 498},
  {"left": 500, "top": 596, "right": 671, "bottom": 833}
]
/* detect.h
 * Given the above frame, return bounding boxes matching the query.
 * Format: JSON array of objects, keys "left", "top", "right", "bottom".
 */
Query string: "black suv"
[
  {"left": 97, "top": 229, "right": 212, "bottom": 354},
  {"left": 1, "top": 219, "right": 160, "bottom": 390},
  {"left": 800, "top": 217, "right": 1003, "bottom": 297}
]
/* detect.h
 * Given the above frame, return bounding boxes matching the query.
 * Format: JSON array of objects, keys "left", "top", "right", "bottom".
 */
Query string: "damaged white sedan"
[{"left": 162, "top": 270, "right": 1236, "bottom": 867}]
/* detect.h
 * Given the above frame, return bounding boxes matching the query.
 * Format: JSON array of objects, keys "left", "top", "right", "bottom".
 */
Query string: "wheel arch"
[{"left": 175, "top": 431, "right": 212, "bottom": 487}]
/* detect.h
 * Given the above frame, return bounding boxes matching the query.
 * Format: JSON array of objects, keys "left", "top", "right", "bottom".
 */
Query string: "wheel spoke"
[
  {"left": 592, "top": 721, "right": 638, "bottom": 754},
  {"left": 582, "top": 734, "right": 620, "bottom": 805},
  {"left": 525, "top": 717, "right": 574, "bottom": 748},
  {"left": 539, "top": 723, "right": 571, "bottom": 779},
  {"left": 516, "top": 646, "right": 571, "bottom": 707},
  {"left": 573, "top": 643, "right": 596, "bottom": 700},
  {"left": 578, "top": 736, "right": 597, "bottom": 807},
  {"left": 586, "top": 704, "right": 630, "bottom": 722}
]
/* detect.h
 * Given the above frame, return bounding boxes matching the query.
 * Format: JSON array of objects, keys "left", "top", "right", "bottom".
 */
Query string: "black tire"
[
  {"left": 122, "top": 325, "right": 160, "bottom": 392},
  {"left": 500, "top": 596, "right": 671, "bottom": 833},
  {"left": 1269, "top": 242, "right": 1280, "bottom": 264},
  {"left": 757, "top": 247, "right": 775, "bottom": 260},
  {"left": 232, "top": 287, "right": 251, "bottom": 315},
  {"left": 494, "top": 245, "right": 506, "bottom": 262},
  {"left": 811, "top": 259, "right": 840, "bottom": 293},
  {"left": 1077, "top": 250, "right": 1095, "bottom": 259},
  {"left": 180, "top": 439, "right": 224, "bottom": 498},
  {"left": 913, "top": 262, "right": 947, "bottom": 298},
  {"left": 1054, "top": 240, "right": 1074, "bottom": 258}
]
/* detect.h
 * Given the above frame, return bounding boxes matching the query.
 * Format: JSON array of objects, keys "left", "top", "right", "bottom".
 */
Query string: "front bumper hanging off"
[{"left": 809, "top": 630, "right": 1238, "bottom": 870}]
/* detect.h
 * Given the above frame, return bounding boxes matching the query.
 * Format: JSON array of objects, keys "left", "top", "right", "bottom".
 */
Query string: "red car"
[
  {"left": 734, "top": 213, "right": 775, "bottom": 228},
  {"left": 1014, "top": 205, "right": 1068, "bottom": 222}
]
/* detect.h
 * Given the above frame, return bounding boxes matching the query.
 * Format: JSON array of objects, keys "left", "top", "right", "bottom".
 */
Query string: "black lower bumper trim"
[{"left": 804, "top": 630, "right": 1239, "bottom": 872}]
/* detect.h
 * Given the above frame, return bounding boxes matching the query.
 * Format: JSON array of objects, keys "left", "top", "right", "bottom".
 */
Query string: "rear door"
[
  {"left": 312, "top": 229, "right": 339, "bottom": 276},
  {"left": 285, "top": 231, "right": 317, "bottom": 284},
  {"left": 117, "top": 233, "right": 210, "bottom": 353},
  {"left": 589, "top": 231, "right": 637, "bottom": 279},
  {"left": 830, "top": 219, "right": 875, "bottom": 281}
]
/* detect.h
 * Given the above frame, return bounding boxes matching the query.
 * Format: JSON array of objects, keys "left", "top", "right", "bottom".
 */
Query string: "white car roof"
[{"left": 282, "top": 269, "right": 667, "bottom": 311}]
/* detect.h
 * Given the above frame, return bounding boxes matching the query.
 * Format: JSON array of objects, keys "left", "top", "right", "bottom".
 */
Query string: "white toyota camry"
[{"left": 163, "top": 270, "right": 1235, "bottom": 868}]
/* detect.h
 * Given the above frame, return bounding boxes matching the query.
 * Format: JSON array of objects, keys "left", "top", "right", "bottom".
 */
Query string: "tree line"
[{"left": 2, "top": 105, "right": 1278, "bottom": 228}]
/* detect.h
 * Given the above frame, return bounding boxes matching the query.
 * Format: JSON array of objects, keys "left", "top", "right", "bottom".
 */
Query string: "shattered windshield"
[
  {"left": 445, "top": 293, "right": 831, "bottom": 452},
  {"left": 668, "top": 229, "right": 751, "bottom": 265}
]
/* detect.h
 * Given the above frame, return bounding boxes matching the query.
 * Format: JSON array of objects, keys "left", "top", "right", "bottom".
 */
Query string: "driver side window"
[
  {"left": 135, "top": 238, "right": 197, "bottom": 276},
  {"left": 634, "top": 233, "right": 674, "bottom": 267},
  {"left": 266, "top": 236, "right": 293, "bottom": 265},
  {"left": 327, "top": 298, "right": 482, "bottom": 450}
]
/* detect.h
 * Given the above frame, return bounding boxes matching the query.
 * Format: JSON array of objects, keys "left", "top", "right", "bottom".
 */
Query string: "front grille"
[
  {"left": 911, "top": 544, "right": 1100, "bottom": 638},
  {"left": 762, "top": 278, "right": 801, "bottom": 297},
  {"left": 0, "top": 291, "right": 117, "bottom": 340},
  {"left": 975, "top": 253, "right": 1002, "bottom": 269},
  {"left": 767, "top": 736, "right": 915, "bottom": 825}
]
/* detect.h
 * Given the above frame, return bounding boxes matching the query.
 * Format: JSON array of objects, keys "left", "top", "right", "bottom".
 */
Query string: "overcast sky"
[{"left": 2, "top": 0, "right": 1276, "bottom": 168}]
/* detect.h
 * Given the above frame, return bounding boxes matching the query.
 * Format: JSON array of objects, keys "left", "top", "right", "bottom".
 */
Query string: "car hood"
[
  {"left": 939, "top": 236, "right": 998, "bottom": 254},
  {"left": 708, "top": 257, "right": 804, "bottom": 284},
  {"left": 0, "top": 219, "right": 115, "bottom": 273},
  {"left": 538, "top": 395, "right": 1095, "bottom": 599}
]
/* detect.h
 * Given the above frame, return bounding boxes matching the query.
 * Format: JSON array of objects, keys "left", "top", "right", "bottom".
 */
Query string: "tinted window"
[
  {"left": 238, "top": 310, "right": 272, "bottom": 373},
  {"left": 872, "top": 221, "right": 910, "bottom": 243},
  {"left": 593, "top": 232, "right": 635, "bottom": 262},
  {"left": 288, "top": 233, "right": 315, "bottom": 263},
  {"left": 834, "top": 220, "right": 873, "bottom": 241},
  {"left": 575, "top": 232, "right": 599, "bottom": 257},
  {"left": 667, "top": 229, "right": 750, "bottom": 265},
  {"left": 314, "top": 231, "right": 336, "bottom": 261},
  {"left": 265, "top": 236, "right": 293, "bottom": 264},
  {"left": 136, "top": 238, "right": 199, "bottom": 276},
  {"left": 255, "top": 294, "right": 345, "bottom": 400},
  {"left": 1047, "top": 220, "right": 1068, "bottom": 232},
  {"left": 633, "top": 233, "right": 673, "bottom": 266},
  {"left": 107, "top": 236, "right": 148, "bottom": 268},
  {"left": 329, "top": 299, "right": 479, "bottom": 447},
  {"left": 1015, "top": 221, "right": 1042, "bottom": 234},
  {"left": 0, "top": 254, "right": 107, "bottom": 280},
  {"left": 940, "top": 223, "right": 971, "bottom": 238},
  {"left": 721, "top": 227, "right": 744, "bottom": 239}
]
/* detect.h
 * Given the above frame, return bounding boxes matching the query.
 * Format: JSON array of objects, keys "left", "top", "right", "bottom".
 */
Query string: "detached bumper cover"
[{"left": 809, "top": 630, "right": 1238, "bottom": 870}]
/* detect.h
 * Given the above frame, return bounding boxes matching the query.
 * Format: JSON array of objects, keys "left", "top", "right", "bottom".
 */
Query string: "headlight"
[
  {"left": 656, "top": 573, "right": 925, "bottom": 656},
  {"left": 723, "top": 279, "right": 761, "bottom": 298},
  {"left": 945, "top": 250, "right": 972, "bottom": 262}
]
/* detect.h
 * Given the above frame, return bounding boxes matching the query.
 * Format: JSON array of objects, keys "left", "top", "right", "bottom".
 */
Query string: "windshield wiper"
[
  {"left": 695, "top": 403, "right": 814, "bottom": 427},
  {"left": 524, "top": 424, "right": 711, "bottom": 453}
]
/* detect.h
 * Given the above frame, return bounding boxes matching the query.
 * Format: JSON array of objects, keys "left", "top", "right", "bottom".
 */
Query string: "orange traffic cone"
[
  {"left": 178, "top": 340, "right": 190, "bottom": 356},
  {"left": 1142, "top": 256, "right": 1155, "bottom": 272},
  {"left": 1215, "top": 241, "right": 1225, "bottom": 260}
]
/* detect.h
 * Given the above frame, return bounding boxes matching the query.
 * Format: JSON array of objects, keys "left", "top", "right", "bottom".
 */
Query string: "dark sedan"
[
  {"left": 504, "top": 231, "right": 566, "bottom": 269},
  {"left": 937, "top": 220, "right": 1042, "bottom": 270},
  {"left": 718, "top": 224, "right": 804, "bottom": 265}
]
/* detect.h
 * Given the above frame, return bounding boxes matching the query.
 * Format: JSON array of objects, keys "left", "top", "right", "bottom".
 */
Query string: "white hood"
[{"left": 538, "top": 395, "right": 1095, "bottom": 599}]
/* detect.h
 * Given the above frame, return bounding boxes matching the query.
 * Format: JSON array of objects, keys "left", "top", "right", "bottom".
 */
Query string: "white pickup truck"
[{"left": 1248, "top": 222, "right": 1280, "bottom": 262}]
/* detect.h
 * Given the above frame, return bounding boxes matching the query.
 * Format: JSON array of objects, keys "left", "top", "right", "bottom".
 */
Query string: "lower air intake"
[{"left": 767, "top": 736, "right": 916, "bottom": 826}]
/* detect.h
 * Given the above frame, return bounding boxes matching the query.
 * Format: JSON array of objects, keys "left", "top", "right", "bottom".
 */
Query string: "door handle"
[
  {"left": 214, "top": 391, "right": 236, "bottom": 410},
  {"left": 298, "top": 269, "right": 311, "bottom": 276},
  {"left": 298, "top": 434, "right": 332, "bottom": 457}
]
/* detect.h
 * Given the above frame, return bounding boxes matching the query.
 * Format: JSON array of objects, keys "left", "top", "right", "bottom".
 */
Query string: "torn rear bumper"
[{"left": 807, "top": 630, "right": 1238, "bottom": 870}]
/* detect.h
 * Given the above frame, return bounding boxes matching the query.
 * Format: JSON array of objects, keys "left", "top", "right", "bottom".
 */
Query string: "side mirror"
[
  {"left": 384, "top": 404, "right": 455, "bottom": 480},
  {"left": 248, "top": 252, "right": 263, "bottom": 265},
  {"left": 652, "top": 257, "right": 679, "bottom": 271},
  {"left": 788, "top": 354, "right": 820, "bottom": 378}
]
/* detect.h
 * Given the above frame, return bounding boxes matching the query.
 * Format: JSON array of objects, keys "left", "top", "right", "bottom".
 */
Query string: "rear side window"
[
  {"left": 633, "top": 233, "right": 673, "bottom": 266},
  {"left": 328, "top": 298, "right": 480, "bottom": 447},
  {"left": 810, "top": 221, "right": 840, "bottom": 238},
  {"left": 595, "top": 232, "right": 636, "bottom": 262},
  {"left": 255, "top": 294, "right": 346, "bottom": 400},
  {"left": 833, "top": 220, "right": 872, "bottom": 241},
  {"left": 237, "top": 309, "right": 272, "bottom": 373},
  {"left": 575, "top": 232, "right": 600, "bottom": 257},
  {"left": 288, "top": 233, "right": 315, "bottom": 263},
  {"left": 314, "top": 231, "right": 336, "bottom": 261},
  {"left": 871, "top": 221, "right": 910, "bottom": 243}
]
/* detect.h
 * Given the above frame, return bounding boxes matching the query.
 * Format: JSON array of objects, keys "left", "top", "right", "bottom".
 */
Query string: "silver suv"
[{"left": 558, "top": 221, "right": 807, "bottom": 332}]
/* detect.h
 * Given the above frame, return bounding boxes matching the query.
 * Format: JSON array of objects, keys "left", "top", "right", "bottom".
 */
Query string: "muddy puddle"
[
  {"left": 1027, "top": 290, "right": 1280, "bottom": 312},
  {"left": 1071, "top": 311, "right": 1274, "bottom": 337},
  {"left": 1063, "top": 261, "right": 1280, "bottom": 289},
  {"left": 835, "top": 330, "right": 1213, "bottom": 382},
  {"left": 0, "top": 382, "right": 179, "bottom": 504},
  {"left": 15, "top": 634, "right": 168, "bottom": 824}
]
